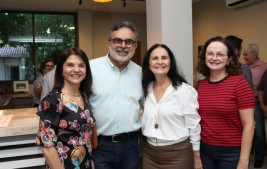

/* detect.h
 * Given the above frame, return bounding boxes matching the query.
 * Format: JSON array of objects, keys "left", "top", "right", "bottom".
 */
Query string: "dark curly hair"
[
  {"left": 54, "top": 47, "right": 92, "bottom": 96},
  {"left": 142, "top": 43, "right": 187, "bottom": 98},
  {"left": 197, "top": 36, "right": 241, "bottom": 77}
]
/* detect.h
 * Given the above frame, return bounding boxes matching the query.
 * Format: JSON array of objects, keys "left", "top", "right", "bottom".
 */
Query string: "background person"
[
  {"left": 225, "top": 35, "right": 253, "bottom": 89},
  {"left": 258, "top": 70, "right": 267, "bottom": 118},
  {"left": 41, "top": 49, "right": 63, "bottom": 99},
  {"left": 89, "top": 21, "right": 143, "bottom": 169},
  {"left": 141, "top": 44, "right": 202, "bottom": 169},
  {"left": 243, "top": 43, "right": 267, "bottom": 168},
  {"left": 33, "top": 59, "right": 54, "bottom": 107},
  {"left": 36, "top": 48, "right": 95, "bottom": 169},
  {"left": 196, "top": 36, "right": 255, "bottom": 169}
]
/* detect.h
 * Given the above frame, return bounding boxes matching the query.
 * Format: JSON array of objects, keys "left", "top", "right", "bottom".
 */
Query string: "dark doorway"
[{"left": 11, "top": 66, "right": 19, "bottom": 80}]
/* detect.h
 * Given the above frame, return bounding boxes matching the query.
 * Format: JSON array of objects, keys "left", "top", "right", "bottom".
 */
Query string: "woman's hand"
[
  {"left": 194, "top": 156, "right": 202, "bottom": 169},
  {"left": 237, "top": 159, "right": 249, "bottom": 169},
  {"left": 41, "top": 146, "right": 63, "bottom": 169},
  {"left": 193, "top": 151, "right": 202, "bottom": 169}
]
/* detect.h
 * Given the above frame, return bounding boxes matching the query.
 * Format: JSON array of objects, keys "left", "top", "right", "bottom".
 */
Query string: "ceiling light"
[{"left": 93, "top": 0, "right": 112, "bottom": 2}]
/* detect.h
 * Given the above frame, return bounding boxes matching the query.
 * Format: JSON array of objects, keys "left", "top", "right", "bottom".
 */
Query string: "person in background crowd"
[
  {"left": 41, "top": 49, "right": 63, "bottom": 99},
  {"left": 243, "top": 43, "right": 267, "bottom": 168},
  {"left": 225, "top": 35, "right": 254, "bottom": 89},
  {"left": 258, "top": 70, "right": 267, "bottom": 118},
  {"left": 33, "top": 59, "right": 54, "bottom": 107},
  {"left": 196, "top": 36, "right": 255, "bottom": 169},
  {"left": 36, "top": 48, "right": 95, "bottom": 169},
  {"left": 141, "top": 43, "right": 202, "bottom": 169},
  {"left": 89, "top": 21, "right": 143, "bottom": 169}
]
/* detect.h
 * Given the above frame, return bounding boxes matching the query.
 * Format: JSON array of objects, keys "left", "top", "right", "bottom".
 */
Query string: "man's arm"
[
  {"left": 257, "top": 70, "right": 267, "bottom": 117},
  {"left": 258, "top": 91, "right": 267, "bottom": 117}
]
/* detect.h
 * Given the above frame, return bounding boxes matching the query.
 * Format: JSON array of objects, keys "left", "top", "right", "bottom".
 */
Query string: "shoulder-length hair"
[
  {"left": 142, "top": 43, "right": 187, "bottom": 97},
  {"left": 197, "top": 36, "right": 241, "bottom": 77},
  {"left": 54, "top": 47, "right": 92, "bottom": 95}
]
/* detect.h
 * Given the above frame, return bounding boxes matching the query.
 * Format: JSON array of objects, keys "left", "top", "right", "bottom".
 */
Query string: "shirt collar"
[
  {"left": 105, "top": 54, "right": 130, "bottom": 71},
  {"left": 147, "top": 82, "right": 176, "bottom": 102}
]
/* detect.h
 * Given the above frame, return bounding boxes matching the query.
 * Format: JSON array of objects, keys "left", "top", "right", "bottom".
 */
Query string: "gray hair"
[
  {"left": 245, "top": 43, "right": 259, "bottom": 55},
  {"left": 108, "top": 21, "right": 138, "bottom": 40}
]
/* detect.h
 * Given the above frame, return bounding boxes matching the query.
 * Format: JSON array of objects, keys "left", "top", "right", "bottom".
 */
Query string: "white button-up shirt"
[{"left": 142, "top": 82, "right": 201, "bottom": 150}]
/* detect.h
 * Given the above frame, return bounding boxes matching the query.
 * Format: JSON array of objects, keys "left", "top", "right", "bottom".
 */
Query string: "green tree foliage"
[{"left": 0, "top": 11, "right": 76, "bottom": 81}]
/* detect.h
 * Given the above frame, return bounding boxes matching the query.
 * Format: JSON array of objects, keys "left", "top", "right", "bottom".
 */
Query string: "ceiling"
[
  {"left": 0, "top": 0, "right": 146, "bottom": 13},
  {"left": 0, "top": 0, "right": 202, "bottom": 14}
]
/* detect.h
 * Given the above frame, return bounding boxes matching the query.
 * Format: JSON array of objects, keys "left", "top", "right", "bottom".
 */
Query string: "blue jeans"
[
  {"left": 253, "top": 99, "right": 266, "bottom": 160},
  {"left": 92, "top": 135, "right": 139, "bottom": 169},
  {"left": 200, "top": 142, "right": 240, "bottom": 169}
]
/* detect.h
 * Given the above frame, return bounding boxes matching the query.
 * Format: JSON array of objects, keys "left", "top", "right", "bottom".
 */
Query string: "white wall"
[
  {"left": 77, "top": 10, "right": 147, "bottom": 60},
  {"left": 78, "top": 10, "right": 93, "bottom": 60},
  {"left": 146, "top": 0, "right": 194, "bottom": 84},
  {"left": 91, "top": 12, "right": 147, "bottom": 59},
  {"left": 193, "top": 0, "right": 267, "bottom": 78}
]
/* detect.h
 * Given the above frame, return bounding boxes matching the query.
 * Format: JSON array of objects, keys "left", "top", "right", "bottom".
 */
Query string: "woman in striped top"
[{"left": 196, "top": 36, "right": 255, "bottom": 169}]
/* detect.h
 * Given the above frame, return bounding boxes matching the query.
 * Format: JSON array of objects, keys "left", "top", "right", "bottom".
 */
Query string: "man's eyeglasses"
[
  {"left": 206, "top": 51, "right": 228, "bottom": 59},
  {"left": 109, "top": 38, "right": 136, "bottom": 47}
]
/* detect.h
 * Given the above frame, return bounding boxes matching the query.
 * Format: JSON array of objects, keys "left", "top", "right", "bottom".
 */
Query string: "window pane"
[
  {"left": 34, "top": 14, "right": 76, "bottom": 76},
  {"left": 0, "top": 12, "right": 76, "bottom": 81},
  {"left": 0, "top": 12, "right": 34, "bottom": 81}
]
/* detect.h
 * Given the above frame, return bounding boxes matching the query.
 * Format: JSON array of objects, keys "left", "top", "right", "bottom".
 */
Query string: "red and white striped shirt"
[{"left": 196, "top": 75, "right": 254, "bottom": 146}]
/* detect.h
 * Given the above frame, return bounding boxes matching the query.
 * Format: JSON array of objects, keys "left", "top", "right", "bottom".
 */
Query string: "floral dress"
[{"left": 35, "top": 91, "right": 95, "bottom": 169}]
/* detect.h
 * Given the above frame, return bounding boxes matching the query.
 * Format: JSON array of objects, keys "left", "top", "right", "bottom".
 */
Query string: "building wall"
[
  {"left": 193, "top": 0, "right": 267, "bottom": 78},
  {"left": 78, "top": 10, "right": 147, "bottom": 60},
  {"left": 193, "top": 0, "right": 267, "bottom": 135}
]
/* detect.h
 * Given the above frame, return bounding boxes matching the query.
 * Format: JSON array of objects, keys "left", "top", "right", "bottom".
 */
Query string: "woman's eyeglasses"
[
  {"left": 45, "top": 64, "right": 54, "bottom": 68},
  {"left": 206, "top": 51, "right": 227, "bottom": 59}
]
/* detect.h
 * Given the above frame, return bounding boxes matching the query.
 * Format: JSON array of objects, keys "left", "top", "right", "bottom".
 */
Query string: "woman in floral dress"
[{"left": 36, "top": 47, "right": 95, "bottom": 169}]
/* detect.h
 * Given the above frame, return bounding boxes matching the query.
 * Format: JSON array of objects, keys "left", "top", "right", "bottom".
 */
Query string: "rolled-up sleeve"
[{"left": 183, "top": 87, "right": 201, "bottom": 151}]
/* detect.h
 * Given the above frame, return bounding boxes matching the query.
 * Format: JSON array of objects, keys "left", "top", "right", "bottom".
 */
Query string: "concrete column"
[
  {"left": 146, "top": 0, "right": 193, "bottom": 84},
  {"left": 77, "top": 9, "right": 93, "bottom": 60}
]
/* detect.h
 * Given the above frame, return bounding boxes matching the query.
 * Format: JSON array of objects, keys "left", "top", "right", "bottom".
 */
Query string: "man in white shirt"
[{"left": 89, "top": 21, "right": 143, "bottom": 169}]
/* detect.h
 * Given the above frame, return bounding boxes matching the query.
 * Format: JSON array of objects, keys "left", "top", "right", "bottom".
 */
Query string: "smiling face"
[
  {"left": 62, "top": 54, "right": 86, "bottom": 87},
  {"left": 205, "top": 41, "right": 231, "bottom": 73},
  {"left": 107, "top": 27, "right": 137, "bottom": 64},
  {"left": 149, "top": 47, "right": 170, "bottom": 77}
]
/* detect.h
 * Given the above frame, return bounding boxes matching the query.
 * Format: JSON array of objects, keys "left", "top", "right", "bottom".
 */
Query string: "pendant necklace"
[
  {"left": 154, "top": 104, "right": 160, "bottom": 129},
  {"left": 62, "top": 88, "right": 81, "bottom": 101},
  {"left": 154, "top": 119, "right": 159, "bottom": 129}
]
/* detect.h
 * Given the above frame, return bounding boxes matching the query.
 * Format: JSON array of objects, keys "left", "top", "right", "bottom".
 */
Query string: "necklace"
[{"left": 62, "top": 88, "right": 81, "bottom": 101}]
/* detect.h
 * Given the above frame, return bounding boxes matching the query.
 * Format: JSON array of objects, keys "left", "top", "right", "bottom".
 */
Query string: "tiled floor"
[
  {"left": 21, "top": 147, "right": 267, "bottom": 169},
  {"left": 249, "top": 156, "right": 267, "bottom": 169},
  {"left": 24, "top": 160, "right": 267, "bottom": 169},
  {"left": 249, "top": 154, "right": 267, "bottom": 169},
  {"left": 22, "top": 160, "right": 267, "bottom": 169}
]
